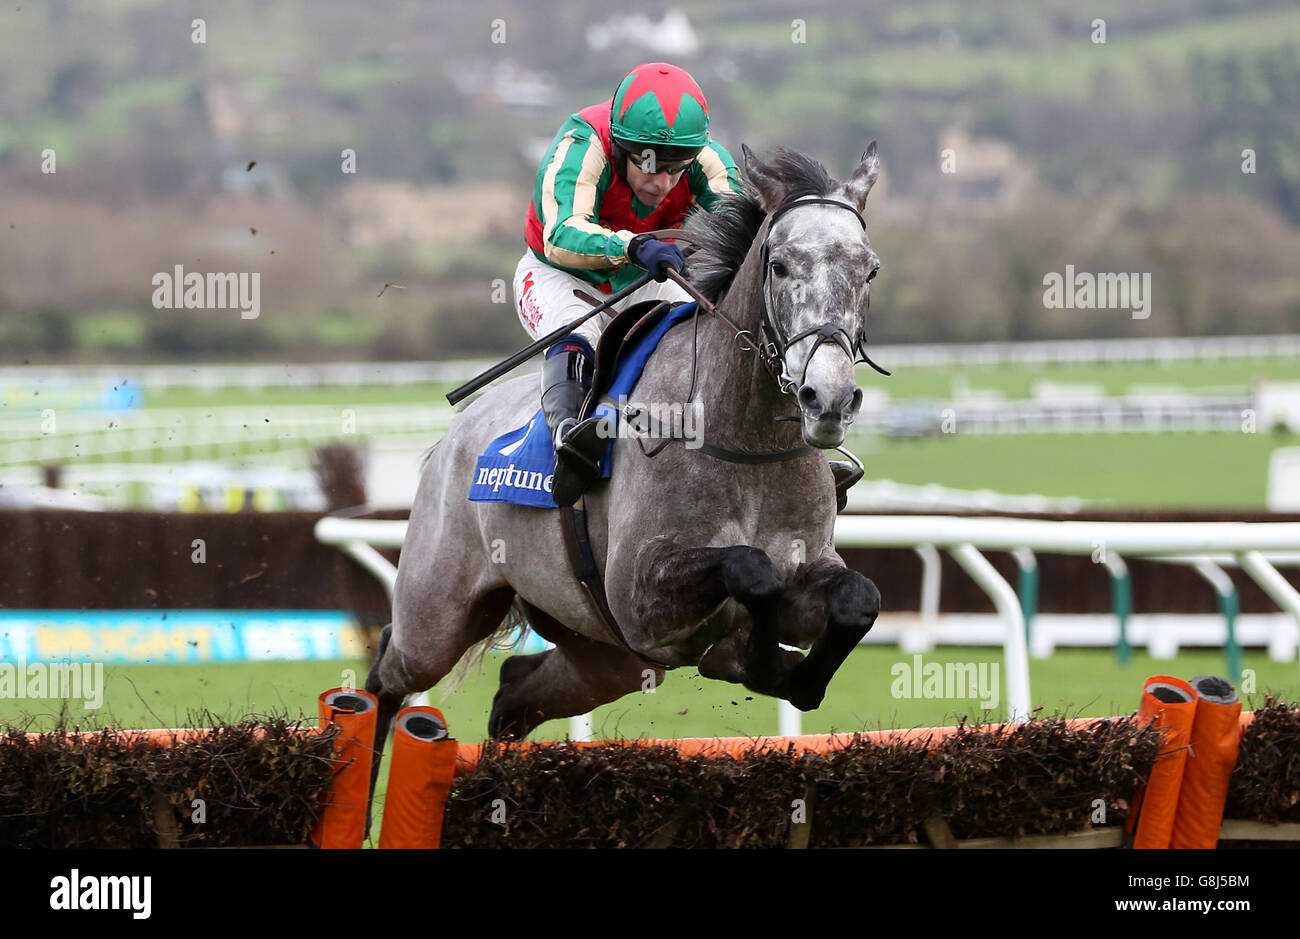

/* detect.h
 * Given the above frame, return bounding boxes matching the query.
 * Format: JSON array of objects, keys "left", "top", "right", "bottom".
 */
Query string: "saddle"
[
  {"left": 551, "top": 297, "right": 681, "bottom": 506},
  {"left": 583, "top": 297, "right": 678, "bottom": 417}
]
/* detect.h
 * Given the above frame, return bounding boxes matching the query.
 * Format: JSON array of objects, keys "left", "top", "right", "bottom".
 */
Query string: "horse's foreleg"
[
  {"left": 698, "top": 632, "right": 805, "bottom": 685},
  {"left": 697, "top": 560, "right": 880, "bottom": 709},
  {"left": 720, "top": 547, "right": 789, "bottom": 694},
  {"left": 363, "top": 624, "right": 407, "bottom": 838},
  {"left": 778, "top": 561, "right": 880, "bottom": 711},
  {"left": 620, "top": 541, "right": 787, "bottom": 693}
]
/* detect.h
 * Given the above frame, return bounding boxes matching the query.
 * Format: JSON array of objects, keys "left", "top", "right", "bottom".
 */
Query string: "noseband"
[{"left": 754, "top": 197, "right": 890, "bottom": 395}]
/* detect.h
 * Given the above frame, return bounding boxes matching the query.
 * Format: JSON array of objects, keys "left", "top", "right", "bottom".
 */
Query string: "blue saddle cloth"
[{"left": 468, "top": 301, "right": 697, "bottom": 508}]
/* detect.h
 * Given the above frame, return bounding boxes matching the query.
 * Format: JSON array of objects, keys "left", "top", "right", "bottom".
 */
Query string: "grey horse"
[{"left": 366, "top": 145, "right": 884, "bottom": 766}]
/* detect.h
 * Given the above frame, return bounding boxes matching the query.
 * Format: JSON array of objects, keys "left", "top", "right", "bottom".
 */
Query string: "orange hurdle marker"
[
  {"left": 378, "top": 706, "right": 458, "bottom": 849},
  {"left": 1170, "top": 675, "right": 1243, "bottom": 849},
  {"left": 310, "top": 687, "right": 379, "bottom": 849},
  {"left": 1126, "top": 676, "right": 1198, "bottom": 849}
]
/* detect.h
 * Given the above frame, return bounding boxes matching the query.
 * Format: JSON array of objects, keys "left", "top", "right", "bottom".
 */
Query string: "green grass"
[
  {"left": 134, "top": 353, "right": 1300, "bottom": 411},
  {"left": 0, "top": 76, "right": 196, "bottom": 162},
  {"left": 864, "top": 354, "right": 1300, "bottom": 399},
  {"left": 108, "top": 353, "right": 1300, "bottom": 509},
  {"left": 851, "top": 428, "right": 1291, "bottom": 507},
  {"left": 318, "top": 60, "right": 407, "bottom": 96},
  {"left": 5, "top": 646, "right": 1293, "bottom": 738},
  {"left": 139, "top": 381, "right": 462, "bottom": 410},
  {"left": 720, "top": 6, "right": 1300, "bottom": 136},
  {"left": 74, "top": 312, "right": 148, "bottom": 351}
]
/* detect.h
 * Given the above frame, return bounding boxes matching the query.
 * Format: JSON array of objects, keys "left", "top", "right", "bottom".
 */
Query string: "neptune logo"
[
  {"left": 474, "top": 463, "right": 554, "bottom": 495},
  {"left": 471, "top": 418, "right": 555, "bottom": 494}
]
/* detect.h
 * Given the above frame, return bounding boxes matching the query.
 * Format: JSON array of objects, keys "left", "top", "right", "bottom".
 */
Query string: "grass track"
[
  {"left": 138, "top": 354, "right": 1300, "bottom": 410},
  {"left": 849, "top": 429, "right": 1288, "bottom": 507},
  {"left": 6, "top": 646, "right": 1294, "bottom": 738}
]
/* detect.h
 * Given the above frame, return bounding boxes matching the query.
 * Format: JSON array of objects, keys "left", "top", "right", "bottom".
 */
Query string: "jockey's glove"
[{"left": 627, "top": 234, "right": 687, "bottom": 283}]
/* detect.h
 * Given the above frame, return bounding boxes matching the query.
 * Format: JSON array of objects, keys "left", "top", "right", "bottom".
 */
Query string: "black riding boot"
[
  {"left": 540, "top": 338, "right": 609, "bottom": 506},
  {"left": 540, "top": 339, "right": 592, "bottom": 444}
]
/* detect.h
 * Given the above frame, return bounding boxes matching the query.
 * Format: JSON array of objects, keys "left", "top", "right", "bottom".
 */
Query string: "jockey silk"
[{"left": 524, "top": 100, "right": 743, "bottom": 292}]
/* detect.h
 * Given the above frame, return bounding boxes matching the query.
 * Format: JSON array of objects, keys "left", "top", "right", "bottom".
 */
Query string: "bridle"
[
  {"left": 664, "top": 195, "right": 889, "bottom": 401},
  {"left": 756, "top": 197, "right": 890, "bottom": 395}
]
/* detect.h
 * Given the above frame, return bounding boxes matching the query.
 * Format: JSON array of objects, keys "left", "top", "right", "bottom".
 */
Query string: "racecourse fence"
[
  {"left": 7, "top": 332, "right": 1300, "bottom": 394},
  {"left": 860, "top": 392, "right": 1252, "bottom": 436},
  {"left": 0, "top": 404, "right": 450, "bottom": 469}
]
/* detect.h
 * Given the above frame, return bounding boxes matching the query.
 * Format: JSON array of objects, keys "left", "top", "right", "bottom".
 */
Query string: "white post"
[
  {"left": 1237, "top": 551, "right": 1300, "bottom": 663},
  {"left": 569, "top": 712, "right": 593, "bottom": 742},
  {"left": 341, "top": 541, "right": 398, "bottom": 602},
  {"left": 778, "top": 699, "right": 802, "bottom": 737},
  {"left": 949, "top": 544, "right": 1030, "bottom": 722},
  {"left": 903, "top": 544, "right": 941, "bottom": 653}
]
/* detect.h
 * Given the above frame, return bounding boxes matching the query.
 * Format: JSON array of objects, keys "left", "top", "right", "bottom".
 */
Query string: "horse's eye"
[
  {"left": 771, "top": 261, "right": 789, "bottom": 278},
  {"left": 866, "top": 265, "right": 880, "bottom": 283}
]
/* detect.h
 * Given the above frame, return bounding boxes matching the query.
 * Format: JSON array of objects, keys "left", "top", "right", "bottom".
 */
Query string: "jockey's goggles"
[{"left": 618, "top": 145, "right": 701, "bottom": 176}]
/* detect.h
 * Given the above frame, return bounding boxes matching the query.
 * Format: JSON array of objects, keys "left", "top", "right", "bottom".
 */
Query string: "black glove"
[{"left": 627, "top": 234, "right": 687, "bottom": 283}]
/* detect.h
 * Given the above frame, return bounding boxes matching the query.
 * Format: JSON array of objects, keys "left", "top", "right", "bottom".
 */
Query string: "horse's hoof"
[
  {"left": 785, "top": 687, "right": 825, "bottom": 712},
  {"left": 721, "top": 546, "right": 779, "bottom": 602},
  {"left": 829, "top": 572, "right": 880, "bottom": 633}
]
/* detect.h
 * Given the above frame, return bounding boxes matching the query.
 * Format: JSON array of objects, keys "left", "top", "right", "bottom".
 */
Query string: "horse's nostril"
[
  {"left": 850, "top": 388, "right": 864, "bottom": 414},
  {"left": 798, "top": 385, "right": 819, "bottom": 412}
]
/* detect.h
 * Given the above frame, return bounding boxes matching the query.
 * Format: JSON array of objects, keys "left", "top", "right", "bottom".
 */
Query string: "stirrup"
[
  {"left": 552, "top": 415, "right": 612, "bottom": 507},
  {"left": 829, "top": 448, "right": 865, "bottom": 513},
  {"left": 553, "top": 416, "right": 578, "bottom": 449}
]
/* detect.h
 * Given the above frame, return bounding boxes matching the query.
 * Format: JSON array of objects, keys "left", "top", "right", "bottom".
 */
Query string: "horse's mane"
[{"left": 685, "top": 148, "right": 837, "bottom": 303}]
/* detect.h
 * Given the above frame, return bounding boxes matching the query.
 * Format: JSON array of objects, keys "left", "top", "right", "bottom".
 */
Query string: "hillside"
[{"left": 1, "top": 0, "right": 1298, "bottom": 360}]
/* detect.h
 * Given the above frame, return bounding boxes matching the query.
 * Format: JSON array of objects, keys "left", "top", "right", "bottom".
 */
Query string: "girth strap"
[{"left": 558, "top": 499, "right": 674, "bottom": 670}]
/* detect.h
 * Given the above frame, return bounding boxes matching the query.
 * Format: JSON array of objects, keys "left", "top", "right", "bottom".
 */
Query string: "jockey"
[{"left": 514, "top": 62, "right": 743, "bottom": 497}]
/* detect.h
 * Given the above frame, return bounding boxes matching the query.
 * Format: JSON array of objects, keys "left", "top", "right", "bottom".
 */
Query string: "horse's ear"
[
  {"left": 844, "top": 141, "right": 880, "bottom": 212},
  {"left": 741, "top": 143, "right": 785, "bottom": 212}
]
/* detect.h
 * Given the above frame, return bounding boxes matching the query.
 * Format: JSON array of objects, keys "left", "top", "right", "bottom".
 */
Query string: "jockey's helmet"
[{"left": 610, "top": 62, "right": 709, "bottom": 171}]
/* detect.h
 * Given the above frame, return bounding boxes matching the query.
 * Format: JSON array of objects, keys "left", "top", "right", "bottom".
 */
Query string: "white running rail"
[{"left": 315, "top": 515, "right": 1300, "bottom": 732}]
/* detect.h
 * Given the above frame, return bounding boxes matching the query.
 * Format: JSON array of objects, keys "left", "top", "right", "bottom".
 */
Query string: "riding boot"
[
  {"left": 540, "top": 338, "right": 610, "bottom": 506},
  {"left": 829, "top": 459, "right": 864, "bottom": 513}
]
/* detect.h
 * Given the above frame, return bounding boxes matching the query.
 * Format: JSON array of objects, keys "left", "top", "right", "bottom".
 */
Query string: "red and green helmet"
[{"left": 610, "top": 62, "right": 710, "bottom": 158}]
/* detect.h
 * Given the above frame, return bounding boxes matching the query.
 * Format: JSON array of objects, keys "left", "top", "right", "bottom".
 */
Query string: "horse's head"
[{"left": 741, "top": 144, "right": 882, "bottom": 449}]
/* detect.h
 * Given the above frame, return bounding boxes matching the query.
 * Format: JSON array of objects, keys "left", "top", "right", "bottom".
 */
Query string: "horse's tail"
[{"left": 436, "top": 595, "right": 533, "bottom": 694}]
